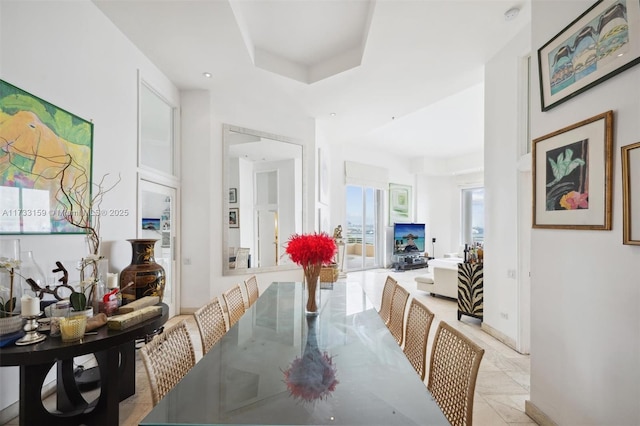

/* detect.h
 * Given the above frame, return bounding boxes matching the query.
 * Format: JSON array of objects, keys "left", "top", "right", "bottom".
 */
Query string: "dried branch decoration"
[{"left": 55, "top": 154, "right": 120, "bottom": 256}]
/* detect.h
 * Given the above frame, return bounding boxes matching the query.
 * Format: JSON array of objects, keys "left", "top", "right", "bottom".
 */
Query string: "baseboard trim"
[
  {"left": 0, "top": 379, "right": 56, "bottom": 423},
  {"left": 525, "top": 400, "right": 558, "bottom": 426},
  {"left": 481, "top": 322, "right": 517, "bottom": 351},
  {"left": 0, "top": 401, "right": 18, "bottom": 424},
  {"left": 180, "top": 307, "right": 197, "bottom": 315}
]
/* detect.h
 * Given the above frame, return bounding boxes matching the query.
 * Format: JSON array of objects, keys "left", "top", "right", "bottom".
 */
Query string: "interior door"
[
  {"left": 257, "top": 210, "right": 277, "bottom": 267},
  {"left": 139, "top": 180, "right": 177, "bottom": 317}
]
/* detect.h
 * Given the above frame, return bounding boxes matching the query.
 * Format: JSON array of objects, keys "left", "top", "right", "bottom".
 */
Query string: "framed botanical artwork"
[
  {"left": 389, "top": 183, "right": 412, "bottom": 225},
  {"left": 229, "top": 187, "right": 237, "bottom": 203},
  {"left": 229, "top": 208, "right": 239, "bottom": 228},
  {"left": 538, "top": 0, "right": 640, "bottom": 111},
  {"left": 532, "top": 110, "right": 613, "bottom": 229},
  {"left": 622, "top": 141, "right": 640, "bottom": 244},
  {"left": 0, "top": 79, "right": 94, "bottom": 234}
]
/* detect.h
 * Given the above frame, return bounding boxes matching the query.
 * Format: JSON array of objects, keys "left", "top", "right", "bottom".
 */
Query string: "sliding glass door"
[{"left": 345, "top": 185, "right": 381, "bottom": 271}]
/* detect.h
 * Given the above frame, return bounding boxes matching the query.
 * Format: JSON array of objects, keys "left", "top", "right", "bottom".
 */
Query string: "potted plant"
[
  {"left": 0, "top": 257, "right": 21, "bottom": 318},
  {"left": 70, "top": 278, "right": 96, "bottom": 317},
  {"left": 0, "top": 257, "right": 24, "bottom": 337}
]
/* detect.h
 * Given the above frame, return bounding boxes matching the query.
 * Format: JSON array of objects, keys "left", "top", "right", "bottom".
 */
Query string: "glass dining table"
[{"left": 141, "top": 281, "right": 448, "bottom": 425}]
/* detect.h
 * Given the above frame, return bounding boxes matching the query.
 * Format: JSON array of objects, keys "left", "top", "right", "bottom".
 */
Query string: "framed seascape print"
[
  {"left": 142, "top": 218, "right": 161, "bottom": 231},
  {"left": 0, "top": 79, "right": 93, "bottom": 234},
  {"left": 622, "top": 141, "right": 640, "bottom": 244},
  {"left": 532, "top": 110, "right": 613, "bottom": 230},
  {"left": 538, "top": 0, "right": 640, "bottom": 111},
  {"left": 389, "top": 183, "right": 412, "bottom": 225},
  {"left": 229, "top": 208, "right": 239, "bottom": 228},
  {"left": 229, "top": 187, "right": 237, "bottom": 204}
]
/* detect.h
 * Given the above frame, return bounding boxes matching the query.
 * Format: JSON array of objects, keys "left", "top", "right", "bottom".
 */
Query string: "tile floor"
[{"left": 4, "top": 268, "right": 536, "bottom": 425}]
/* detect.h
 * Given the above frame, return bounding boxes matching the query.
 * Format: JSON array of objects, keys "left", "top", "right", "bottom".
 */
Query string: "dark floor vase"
[{"left": 120, "top": 239, "right": 166, "bottom": 304}]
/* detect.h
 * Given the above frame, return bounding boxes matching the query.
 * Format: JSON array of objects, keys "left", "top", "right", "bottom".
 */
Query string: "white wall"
[
  {"left": 0, "top": 0, "right": 179, "bottom": 415},
  {"left": 415, "top": 174, "right": 458, "bottom": 258},
  {"left": 484, "top": 25, "right": 531, "bottom": 345},
  {"left": 180, "top": 90, "right": 213, "bottom": 304},
  {"left": 529, "top": 2, "right": 640, "bottom": 424}
]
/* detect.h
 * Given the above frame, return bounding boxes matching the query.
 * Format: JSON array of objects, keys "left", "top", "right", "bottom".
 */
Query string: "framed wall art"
[
  {"left": 0, "top": 79, "right": 93, "bottom": 234},
  {"left": 538, "top": 0, "right": 640, "bottom": 111},
  {"left": 229, "top": 187, "right": 237, "bottom": 203},
  {"left": 229, "top": 208, "right": 239, "bottom": 228},
  {"left": 532, "top": 110, "right": 613, "bottom": 229},
  {"left": 142, "top": 217, "right": 161, "bottom": 231},
  {"left": 622, "top": 141, "right": 640, "bottom": 244},
  {"left": 389, "top": 183, "right": 412, "bottom": 225}
]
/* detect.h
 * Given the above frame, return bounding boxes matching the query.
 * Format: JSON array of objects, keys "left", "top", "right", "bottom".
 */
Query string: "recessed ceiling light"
[
  {"left": 504, "top": 7, "right": 519, "bottom": 21},
  {"left": 203, "top": 72, "right": 212, "bottom": 78},
  {"left": 330, "top": 112, "right": 336, "bottom": 117}
]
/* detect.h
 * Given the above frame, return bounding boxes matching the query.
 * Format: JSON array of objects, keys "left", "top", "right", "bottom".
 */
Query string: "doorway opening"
[{"left": 345, "top": 185, "right": 382, "bottom": 271}]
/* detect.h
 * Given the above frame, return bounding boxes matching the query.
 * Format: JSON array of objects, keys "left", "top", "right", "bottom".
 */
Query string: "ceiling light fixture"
[
  {"left": 504, "top": 7, "right": 520, "bottom": 21},
  {"left": 330, "top": 112, "right": 336, "bottom": 117},
  {"left": 203, "top": 72, "right": 212, "bottom": 78}
]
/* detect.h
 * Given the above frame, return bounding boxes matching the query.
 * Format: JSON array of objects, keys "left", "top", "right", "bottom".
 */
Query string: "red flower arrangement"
[
  {"left": 285, "top": 233, "right": 337, "bottom": 314},
  {"left": 285, "top": 232, "right": 337, "bottom": 268}
]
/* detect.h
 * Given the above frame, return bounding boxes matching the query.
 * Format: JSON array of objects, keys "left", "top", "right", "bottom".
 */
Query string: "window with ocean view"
[{"left": 345, "top": 185, "right": 382, "bottom": 271}]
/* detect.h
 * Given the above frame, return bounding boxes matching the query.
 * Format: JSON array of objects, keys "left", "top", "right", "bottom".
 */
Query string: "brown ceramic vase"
[{"left": 120, "top": 239, "right": 166, "bottom": 304}]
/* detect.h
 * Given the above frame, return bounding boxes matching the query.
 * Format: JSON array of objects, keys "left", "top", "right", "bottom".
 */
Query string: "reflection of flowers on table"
[{"left": 283, "top": 317, "right": 338, "bottom": 402}]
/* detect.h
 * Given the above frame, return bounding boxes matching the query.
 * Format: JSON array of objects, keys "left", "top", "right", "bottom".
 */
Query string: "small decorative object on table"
[
  {"left": 285, "top": 232, "right": 337, "bottom": 316},
  {"left": 59, "top": 315, "right": 87, "bottom": 342},
  {"left": 16, "top": 294, "right": 46, "bottom": 345}
]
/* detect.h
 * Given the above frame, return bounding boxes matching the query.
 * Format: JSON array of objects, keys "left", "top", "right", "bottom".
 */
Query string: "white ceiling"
[{"left": 93, "top": 0, "right": 530, "bottom": 160}]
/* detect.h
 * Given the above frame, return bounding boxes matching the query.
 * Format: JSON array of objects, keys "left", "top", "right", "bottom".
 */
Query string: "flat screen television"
[{"left": 393, "top": 223, "right": 426, "bottom": 255}]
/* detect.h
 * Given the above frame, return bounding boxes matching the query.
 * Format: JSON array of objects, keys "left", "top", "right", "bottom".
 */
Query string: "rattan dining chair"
[
  {"left": 403, "top": 298, "right": 435, "bottom": 381},
  {"left": 378, "top": 275, "right": 397, "bottom": 325},
  {"left": 193, "top": 297, "right": 228, "bottom": 355},
  {"left": 244, "top": 275, "right": 260, "bottom": 308},
  {"left": 427, "top": 321, "right": 485, "bottom": 426},
  {"left": 387, "top": 283, "right": 410, "bottom": 346},
  {"left": 223, "top": 284, "right": 246, "bottom": 328},
  {"left": 139, "top": 320, "right": 196, "bottom": 406}
]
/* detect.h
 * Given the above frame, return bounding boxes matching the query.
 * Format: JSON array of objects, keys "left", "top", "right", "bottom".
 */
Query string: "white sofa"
[{"left": 415, "top": 257, "right": 464, "bottom": 299}]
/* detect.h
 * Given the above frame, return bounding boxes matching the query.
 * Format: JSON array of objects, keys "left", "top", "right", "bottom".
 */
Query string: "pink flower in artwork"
[{"left": 560, "top": 191, "right": 588, "bottom": 210}]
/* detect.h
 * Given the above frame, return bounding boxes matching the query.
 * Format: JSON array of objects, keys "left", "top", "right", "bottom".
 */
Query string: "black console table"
[{"left": 0, "top": 304, "right": 168, "bottom": 426}]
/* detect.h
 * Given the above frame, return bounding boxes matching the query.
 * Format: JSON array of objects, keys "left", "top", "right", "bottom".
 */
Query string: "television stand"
[{"left": 393, "top": 253, "right": 428, "bottom": 271}]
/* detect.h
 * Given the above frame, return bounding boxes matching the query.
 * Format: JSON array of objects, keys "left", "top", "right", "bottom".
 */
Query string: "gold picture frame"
[
  {"left": 622, "top": 141, "right": 640, "bottom": 244},
  {"left": 532, "top": 110, "right": 613, "bottom": 229}
]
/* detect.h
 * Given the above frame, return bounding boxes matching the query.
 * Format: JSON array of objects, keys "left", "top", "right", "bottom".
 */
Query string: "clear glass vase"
[
  {"left": 303, "top": 265, "right": 321, "bottom": 316},
  {"left": 20, "top": 251, "right": 47, "bottom": 294}
]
